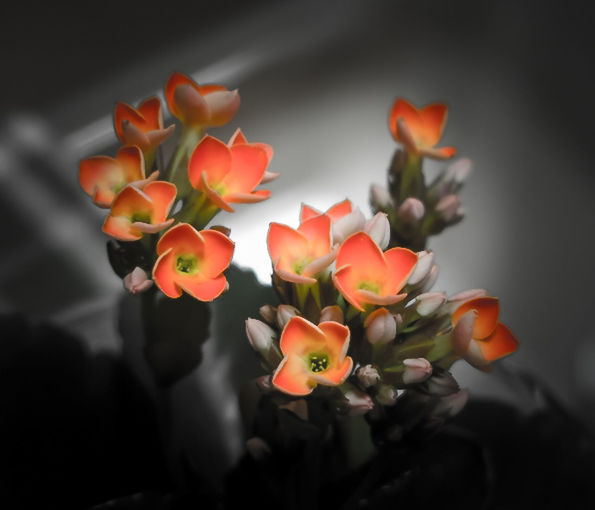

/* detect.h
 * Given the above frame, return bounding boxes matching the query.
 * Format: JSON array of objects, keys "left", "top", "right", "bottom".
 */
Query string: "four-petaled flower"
[
  {"left": 333, "top": 232, "right": 417, "bottom": 311},
  {"left": 79, "top": 146, "right": 157, "bottom": 207},
  {"left": 273, "top": 316, "right": 353, "bottom": 396},
  {"left": 103, "top": 181, "right": 177, "bottom": 241},
  {"left": 152, "top": 223, "right": 235, "bottom": 301},
  {"left": 165, "top": 71, "right": 240, "bottom": 129},
  {"left": 267, "top": 214, "right": 335, "bottom": 285},
  {"left": 451, "top": 296, "right": 519, "bottom": 368},
  {"left": 188, "top": 134, "right": 271, "bottom": 212},
  {"left": 388, "top": 98, "right": 456, "bottom": 159},
  {"left": 114, "top": 97, "right": 175, "bottom": 153}
]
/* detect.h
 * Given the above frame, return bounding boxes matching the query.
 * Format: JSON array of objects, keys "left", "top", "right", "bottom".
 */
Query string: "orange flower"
[
  {"left": 165, "top": 71, "right": 240, "bottom": 129},
  {"left": 113, "top": 97, "right": 175, "bottom": 152},
  {"left": 228, "top": 128, "right": 278, "bottom": 183},
  {"left": 267, "top": 214, "right": 335, "bottom": 285},
  {"left": 102, "top": 181, "right": 176, "bottom": 241},
  {"left": 187, "top": 134, "right": 270, "bottom": 212},
  {"left": 272, "top": 316, "right": 353, "bottom": 396},
  {"left": 152, "top": 223, "right": 234, "bottom": 301},
  {"left": 79, "top": 146, "right": 157, "bottom": 207},
  {"left": 388, "top": 98, "right": 456, "bottom": 159},
  {"left": 299, "top": 199, "right": 352, "bottom": 224},
  {"left": 451, "top": 296, "right": 519, "bottom": 368},
  {"left": 333, "top": 232, "right": 417, "bottom": 311}
]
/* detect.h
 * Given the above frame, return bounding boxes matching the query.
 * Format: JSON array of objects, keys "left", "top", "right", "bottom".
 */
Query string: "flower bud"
[
  {"left": 446, "top": 289, "right": 488, "bottom": 311},
  {"left": 396, "top": 197, "right": 425, "bottom": 225},
  {"left": 319, "top": 305, "right": 344, "bottom": 324},
  {"left": 443, "top": 158, "right": 472, "bottom": 191},
  {"left": 332, "top": 208, "right": 366, "bottom": 244},
  {"left": 246, "top": 318, "right": 276, "bottom": 353},
  {"left": 420, "top": 265, "right": 439, "bottom": 293},
  {"left": 435, "top": 194, "right": 461, "bottom": 223},
  {"left": 402, "top": 358, "right": 433, "bottom": 385},
  {"left": 407, "top": 251, "right": 434, "bottom": 285},
  {"left": 415, "top": 292, "right": 446, "bottom": 316},
  {"left": 365, "top": 212, "right": 391, "bottom": 250},
  {"left": 376, "top": 384, "right": 399, "bottom": 406},
  {"left": 276, "top": 304, "right": 299, "bottom": 329},
  {"left": 123, "top": 267, "right": 153, "bottom": 295},
  {"left": 433, "top": 389, "right": 469, "bottom": 417},
  {"left": 344, "top": 389, "right": 375, "bottom": 416},
  {"left": 364, "top": 308, "right": 398, "bottom": 345},
  {"left": 370, "top": 184, "right": 393, "bottom": 209},
  {"left": 357, "top": 364, "right": 380, "bottom": 388},
  {"left": 259, "top": 304, "right": 277, "bottom": 324},
  {"left": 424, "top": 370, "right": 460, "bottom": 396}
]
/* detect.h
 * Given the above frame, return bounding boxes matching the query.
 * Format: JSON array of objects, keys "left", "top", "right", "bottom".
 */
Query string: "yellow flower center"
[
  {"left": 308, "top": 352, "right": 330, "bottom": 373},
  {"left": 357, "top": 281, "right": 380, "bottom": 294},
  {"left": 130, "top": 211, "right": 152, "bottom": 224},
  {"left": 175, "top": 254, "right": 199, "bottom": 275},
  {"left": 292, "top": 258, "right": 311, "bottom": 275}
]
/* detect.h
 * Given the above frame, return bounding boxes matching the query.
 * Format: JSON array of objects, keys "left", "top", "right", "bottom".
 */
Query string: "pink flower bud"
[
  {"left": 344, "top": 389, "right": 375, "bottom": 416},
  {"left": 364, "top": 212, "right": 391, "bottom": 250},
  {"left": 370, "top": 184, "right": 392, "bottom": 209},
  {"left": 396, "top": 197, "right": 425, "bottom": 224},
  {"left": 276, "top": 304, "right": 299, "bottom": 329},
  {"left": 416, "top": 292, "right": 446, "bottom": 316},
  {"left": 420, "top": 265, "right": 439, "bottom": 292},
  {"left": 407, "top": 251, "right": 434, "bottom": 285},
  {"left": 435, "top": 194, "right": 461, "bottom": 222},
  {"left": 246, "top": 318, "right": 276, "bottom": 353},
  {"left": 402, "top": 358, "right": 433, "bottom": 385},
  {"left": 364, "top": 307, "right": 398, "bottom": 345},
  {"left": 123, "top": 267, "right": 153, "bottom": 294},
  {"left": 259, "top": 304, "right": 277, "bottom": 324},
  {"left": 376, "top": 384, "right": 399, "bottom": 406},
  {"left": 319, "top": 305, "right": 344, "bottom": 324},
  {"left": 332, "top": 208, "right": 366, "bottom": 244},
  {"left": 357, "top": 364, "right": 380, "bottom": 388}
]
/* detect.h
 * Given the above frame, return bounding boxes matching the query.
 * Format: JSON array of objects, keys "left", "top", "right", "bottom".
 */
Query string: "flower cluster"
[{"left": 79, "top": 72, "right": 276, "bottom": 302}]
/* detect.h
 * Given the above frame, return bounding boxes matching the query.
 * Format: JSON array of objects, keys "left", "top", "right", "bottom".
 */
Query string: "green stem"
[
  {"left": 398, "top": 153, "right": 424, "bottom": 203},
  {"left": 165, "top": 127, "right": 202, "bottom": 184}
]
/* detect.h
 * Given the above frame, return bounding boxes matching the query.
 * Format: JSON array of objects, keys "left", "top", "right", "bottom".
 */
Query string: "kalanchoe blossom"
[
  {"left": 267, "top": 214, "right": 335, "bottom": 285},
  {"left": 188, "top": 135, "right": 271, "bottom": 212},
  {"left": 113, "top": 97, "right": 175, "bottom": 152},
  {"left": 123, "top": 267, "right": 153, "bottom": 295},
  {"left": 102, "top": 181, "right": 176, "bottom": 241},
  {"left": 333, "top": 232, "right": 418, "bottom": 311},
  {"left": 228, "top": 128, "right": 278, "bottom": 184},
  {"left": 388, "top": 98, "right": 456, "bottom": 160},
  {"left": 272, "top": 317, "right": 353, "bottom": 396},
  {"left": 79, "top": 146, "right": 158, "bottom": 207},
  {"left": 165, "top": 71, "right": 240, "bottom": 129},
  {"left": 300, "top": 199, "right": 352, "bottom": 224},
  {"left": 451, "top": 296, "right": 519, "bottom": 369},
  {"left": 152, "top": 223, "right": 234, "bottom": 301}
]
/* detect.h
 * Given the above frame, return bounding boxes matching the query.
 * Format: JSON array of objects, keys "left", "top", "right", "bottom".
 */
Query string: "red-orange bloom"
[
  {"left": 267, "top": 214, "right": 334, "bottom": 285},
  {"left": 114, "top": 97, "right": 175, "bottom": 152},
  {"left": 333, "top": 232, "right": 417, "bottom": 311},
  {"left": 451, "top": 296, "right": 519, "bottom": 367},
  {"left": 188, "top": 135, "right": 270, "bottom": 212},
  {"left": 102, "top": 181, "right": 176, "bottom": 241},
  {"left": 152, "top": 223, "right": 234, "bottom": 301},
  {"left": 79, "top": 146, "right": 157, "bottom": 207},
  {"left": 272, "top": 316, "right": 353, "bottom": 396},
  {"left": 388, "top": 98, "right": 456, "bottom": 160},
  {"left": 165, "top": 71, "right": 240, "bottom": 129},
  {"left": 228, "top": 128, "right": 278, "bottom": 183},
  {"left": 300, "top": 199, "right": 352, "bottom": 224}
]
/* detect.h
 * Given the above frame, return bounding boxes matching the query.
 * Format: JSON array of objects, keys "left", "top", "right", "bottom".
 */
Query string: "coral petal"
[
  {"left": 116, "top": 146, "right": 145, "bottom": 182},
  {"left": 204, "top": 90, "right": 240, "bottom": 126},
  {"left": 137, "top": 97, "right": 163, "bottom": 128},
  {"left": 419, "top": 103, "right": 448, "bottom": 147},
  {"left": 156, "top": 222, "right": 205, "bottom": 256},
  {"left": 199, "top": 229, "right": 235, "bottom": 278},
  {"left": 318, "top": 321, "right": 350, "bottom": 360},
  {"left": 452, "top": 297, "right": 500, "bottom": 340},
  {"left": 479, "top": 323, "right": 519, "bottom": 362},
  {"left": 297, "top": 214, "right": 332, "bottom": 258},
  {"left": 165, "top": 72, "right": 200, "bottom": 120},
  {"left": 152, "top": 249, "right": 183, "bottom": 298},
  {"left": 226, "top": 144, "right": 269, "bottom": 194},
  {"left": 260, "top": 171, "right": 279, "bottom": 184},
  {"left": 333, "top": 265, "right": 365, "bottom": 311},
  {"left": 355, "top": 290, "right": 407, "bottom": 307},
  {"left": 131, "top": 218, "right": 174, "bottom": 234},
  {"left": 188, "top": 135, "right": 231, "bottom": 188},
  {"left": 280, "top": 316, "right": 326, "bottom": 356},
  {"left": 272, "top": 353, "right": 313, "bottom": 396},
  {"left": 103, "top": 216, "right": 139, "bottom": 241},
  {"left": 336, "top": 232, "right": 386, "bottom": 280},
  {"left": 389, "top": 99, "right": 421, "bottom": 141},
  {"left": 225, "top": 190, "right": 271, "bottom": 204},
  {"left": 174, "top": 84, "right": 209, "bottom": 126},
  {"left": 384, "top": 247, "right": 418, "bottom": 294},
  {"left": 141, "top": 181, "right": 177, "bottom": 221},
  {"left": 326, "top": 199, "right": 352, "bottom": 222},
  {"left": 267, "top": 223, "right": 309, "bottom": 272},
  {"left": 274, "top": 267, "right": 317, "bottom": 285},
  {"left": 300, "top": 204, "right": 322, "bottom": 224},
  {"left": 180, "top": 274, "right": 228, "bottom": 301},
  {"left": 199, "top": 172, "right": 235, "bottom": 212},
  {"left": 312, "top": 356, "right": 353, "bottom": 386},
  {"left": 228, "top": 128, "right": 247, "bottom": 146}
]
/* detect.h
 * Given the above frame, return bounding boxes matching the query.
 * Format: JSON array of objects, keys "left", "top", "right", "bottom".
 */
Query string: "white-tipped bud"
[
  {"left": 376, "top": 384, "right": 399, "bottom": 406},
  {"left": 444, "top": 158, "right": 472, "bottom": 188},
  {"left": 370, "top": 184, "right": 393, "bottom": 209},
  {"left": 433, "top": 389, "right": 469, "bottom": 417},
  {"left": 276, "top": 304, "right": 299, "bottom": 329},
  {"left": 259, "top": 304, "right": 277, "bottom": 324},
  {"left": 402, "top": 358, "right": 433, "bottom": 385},
  {"left": 123, "top": 267, "right": 153, "bottom": 295},
  {"left": 246, "top": 318, "right": 276, "bottom": 353},
  {"left": 364, "top": 308, "right": 398, "bottom": 345},
  {"left": 425, "top": 370, "right": 460, "bottom": 396},
  {"left": 447, "top": 288, "right": 488, "bottom": 307},
  {"left": 319, "top": 305, "right": 344, "bottom": 324},
  {"left": 245, "top": 437, "right": 272, "bottom": 461},
  {"left": 435, "top": 194, "right": 461, "bottom": 222},
  {"left": 332, "top": 208, "right": 366, "bottom": 245},
  {"left": 420, "top": 265, "right": 439, "bottom": 293},
  {"left": 344, "top": 389, "right": 375, "bottom": 416},
  {"left": 415, "top": 292, "right": 446, "bottom": 316},
  {"left": 357, "top": 364, "right": 381, "bottom": 388},
  {"left": 365, "top": 212, "right": 391, "bottom": 250},
  {"left": 396, "top": 197, "right": 425, "bottom": 224},
  {"left": 407, "top": 251, "right": 435, "bottom": 285}
]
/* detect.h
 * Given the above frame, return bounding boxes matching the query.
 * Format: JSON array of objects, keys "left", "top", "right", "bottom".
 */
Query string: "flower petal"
[
  {"left": 225, "top": 189, "right": 271, "bottom": 204},
  {"left": 300, "top": 204, "right": 322, "bottom": 224},
  {"left": 228, "top": 128, "right": 247, "bottom": 146},
  {"left": 131, "top": 218, "right": 174, "bottom": 234},
  {"left": 198, "top": 229, "right": 235, "bottom": 278},
  {"left": 355, "top": 290, "right": 407, "bottom": 307},
  {"left": 141, "top": 181, "right": 177, "bottom": 222},
  {"left": 114, "top": 102, "right": 145, "bottom": 142},
  {"left": 333, "top": 265, "right": 365, "bottom": 311},
  {"left": 298, "top": 214, "right": 332, "bottom": 258},
  {"left": 137, "top": 97, "right": 163, "bottom": 128},
  {"left": 103, "top": 215, "right": 139, "bottom": 241},
  {"left": 478, "top": 323, "right": 519, "bottom": 362},
  {"left": 452, "top": 296, "right": 500, "bottom": 340},
  {"left": 326, "top": 199, "right": 352, "bottom": 222},
  {"left": 165, "top": 72, "right": 201, "bottom": 120},
  {"left": 267, "top": 223, "right": 309, "bottom": 273},
  {"left": 311, "top": 357, "right": 353, "bottom": 386},
  {"left": 383, "top": 246, "right": 418, "bottom": 295},
  {"left": 224, "top": 144, "right": 269, "bottom": 195},
  {"left": 156, "top": 222, "right": 204, "bottom": 256},
  {"left": 418, "top": 103, "right": 448, "bottom": 147},
  {"left": 389, "top": 98, "right": 422, "bottom": 141},
  {"left": 336, "top": 232, "right": 387, "bottom": 282},
  {"left": 318, "top": 321, "right": 350, "bottom": 360},
  {"left": 199, "top": 171, "right": 235, "bottom": 212},
  {"left": 204, "top": 89, "right": 240, "bottom": 126},
  {"left": 152, "top": 248, "right": 183, "bottom": 298},
  {"left": 180, "top": 274, "right": 228, "bottom": 301},
  {"left": 280, "top": 316, "right": 326, "bottom": 356},
  {"left": 116, "top": 145, "right": 145, "bottom": 182},
  {"left": 188, "top": 135, "right": 232, "bottom": 189},
  {"left": 272, "top": 353, "right": 313, "bottom": 396},
  {"left": 419, "top": 146, "right": 457, "bottom": 160}
]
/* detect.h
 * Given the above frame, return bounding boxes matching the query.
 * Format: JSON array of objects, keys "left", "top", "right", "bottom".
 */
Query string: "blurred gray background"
[{"left": 2, "top": 0, "right": 595, "bottom": 453}]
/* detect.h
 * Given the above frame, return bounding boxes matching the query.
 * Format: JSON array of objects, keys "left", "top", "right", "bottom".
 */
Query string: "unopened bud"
[
  {"left": 407, "top": 251, "right": 434, "bottom": 285},
  {"left": 332, "top": 208, "right": 366, "bottom": 244},
  {"left": 397, "top": 197, "right": 425, "bottom": 224},
  {"left": 364, "top": 307, "right": 398, "bottom": 345},
  {"left": 376, "top": 384, "right": 399, "bottom": 406},
  {"left": 344, "top": 389, "right": 375, "bottom": 416},
  {"left": 259, "top": 304, "right": 277, "bottom": 324},
  {"left": 416, "top": 292, "right": 446, "bottom": 316},
  {"left": 402, "top": 358, "right": 433, "bottom": 385},
  {"left": 435, "top": 194, "right": 460, "bottom": 222},
  {"left": 319, "top": 305, "right": 344, "bottom": 324},
  {"left": 123, "top": 267, "right": 153, "bottom": 294},
  {"left": 365, "top": 212, "right": 391, "bottom": 250},
  {"left": 246, "top": 318, "right": 276, "bottom": 353},
  {"left": 370, "top": 184, "right": 393, "bottom": 209},
  {"left": 357, "top": 365, "right": 380, "bottom": 388},
  {"left": 276, "top": 304, "right": 299, "bottom": 329},
  {"left": 420, "top": 265, "right": 439, "bottom": 293},
  {"left": 443, "top": 158, "right": 472, "bottom": 190}
]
